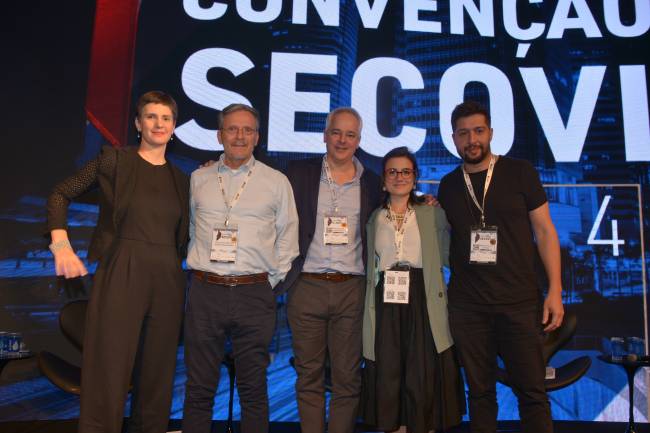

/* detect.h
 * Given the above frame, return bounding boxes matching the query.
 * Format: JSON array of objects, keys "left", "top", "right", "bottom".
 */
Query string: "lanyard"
[
  {"left": 322, "top": 155, "right": 343, "bottom": 213},
  {"left": 386, "top": 205, "right": 414, "bottom": 263},
  {"left": 462, "top": 154, "right": 497, "bottom": 228},
  {"left": 216, "top": 159, "right": 255, "bottom": 226}
]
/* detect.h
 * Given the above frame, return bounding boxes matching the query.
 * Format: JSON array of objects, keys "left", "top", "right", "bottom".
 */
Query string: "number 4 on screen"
[{"left": 587, "top": 195, "right": 625, "bottom": 256}]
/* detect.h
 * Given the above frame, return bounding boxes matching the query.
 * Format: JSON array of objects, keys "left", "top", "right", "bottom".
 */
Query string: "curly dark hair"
[{"left": 381, "top": 146, "right": 423, "bottom": 209}]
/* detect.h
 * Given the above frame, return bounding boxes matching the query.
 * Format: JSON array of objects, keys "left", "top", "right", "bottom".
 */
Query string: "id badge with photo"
[
  {"left": 469, "top": 225, "right": 498, "bottom": 265},
  {"left": 210, "top": 224, "right": 238, "bottom": 262},
  {"left": 323, "top": 215, "right": 349, "bottom": 245},
  {"left": 383, "top": 270, "right": 410, "bottom": 304}
]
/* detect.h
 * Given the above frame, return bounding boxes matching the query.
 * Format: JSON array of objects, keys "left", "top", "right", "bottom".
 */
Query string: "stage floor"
[
  {"left": 1, "top": 419, "right": 650, "bottom": 433},
  {"left": 1, "top": 315, "right": 648, "bottom": 426}
]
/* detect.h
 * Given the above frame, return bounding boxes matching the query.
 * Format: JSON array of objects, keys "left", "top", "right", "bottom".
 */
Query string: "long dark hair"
[{"left": 381, "top": 146, "right": 422, "bottom": 209}]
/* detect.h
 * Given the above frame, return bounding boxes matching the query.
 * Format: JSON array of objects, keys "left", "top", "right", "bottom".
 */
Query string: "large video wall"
[{"left": 1, "top": 0, "right": 649, "bottom": 423}]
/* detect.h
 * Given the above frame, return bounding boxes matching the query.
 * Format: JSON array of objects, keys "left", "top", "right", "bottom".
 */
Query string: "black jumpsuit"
[{"left": 58, "top": 154, "right": 186, "bottom": 433}]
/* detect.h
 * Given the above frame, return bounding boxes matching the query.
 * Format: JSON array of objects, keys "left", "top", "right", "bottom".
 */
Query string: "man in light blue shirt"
[
  {"left": 182, "top": 103, "right": 299, "bottom": 433},
  {"left": 300, "top": 155, "right": 365, "bottom": 275}
]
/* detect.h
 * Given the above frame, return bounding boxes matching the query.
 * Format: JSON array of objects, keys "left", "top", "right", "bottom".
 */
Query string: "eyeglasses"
[
  {"left": 385, "top": 168, "right": 415, "bottom": 179},
  {"left": 222, "top": 126, "right": 258, "bottom": 136}
]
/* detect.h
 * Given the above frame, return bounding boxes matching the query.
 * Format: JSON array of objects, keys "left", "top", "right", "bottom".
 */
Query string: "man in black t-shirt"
[{"left": 438, "top": 101, "right": 564, "bottom": 433}]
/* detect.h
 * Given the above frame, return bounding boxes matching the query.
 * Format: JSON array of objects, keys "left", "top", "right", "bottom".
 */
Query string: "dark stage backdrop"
[{"left": 1, "top": 0, "right": 649, "bottom": 423}]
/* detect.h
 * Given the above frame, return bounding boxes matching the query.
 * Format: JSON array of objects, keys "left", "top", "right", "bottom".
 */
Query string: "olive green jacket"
[{"left": 362, "top": 204, "right": 454, "bottom": 360}]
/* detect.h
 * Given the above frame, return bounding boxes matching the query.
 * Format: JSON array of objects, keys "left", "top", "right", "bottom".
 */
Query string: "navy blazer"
[{"left": 281, "top": 157, "right": 381, "bottom": 293}]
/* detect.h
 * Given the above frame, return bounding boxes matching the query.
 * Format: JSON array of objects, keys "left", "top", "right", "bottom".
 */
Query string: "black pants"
[
  {"left": 80, "top": 240, "right": 185, "bottom": 433},
  {"left": 448, "top": 306, "right": 552, "bottom": 433},
  {"left": 182, "top": 277, "right": 276, "bottom": 433}
]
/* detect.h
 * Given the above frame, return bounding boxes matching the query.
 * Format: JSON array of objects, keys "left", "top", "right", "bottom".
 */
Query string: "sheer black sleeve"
[{"left": 46, "top": 146, "right": 116, "bottom": 231}]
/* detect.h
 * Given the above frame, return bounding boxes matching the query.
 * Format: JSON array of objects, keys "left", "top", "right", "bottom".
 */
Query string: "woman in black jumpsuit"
[{"left": 47, "top": 91, "right": 189, "bottom": 433}]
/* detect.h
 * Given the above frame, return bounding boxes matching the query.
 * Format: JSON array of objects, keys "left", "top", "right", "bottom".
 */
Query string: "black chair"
[
  {"left": 38, "top": 300, "right": 88, "bottom": 394},
  {"left": 39, "top": 300, "right": 235, "bottom": 433},
  {"left": 496, "top": 311, "right": 591, "bottom": 391}
]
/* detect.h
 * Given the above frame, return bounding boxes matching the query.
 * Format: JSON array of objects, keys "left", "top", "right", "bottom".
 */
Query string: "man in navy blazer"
[{"left": 284, "top": 107, "right": 381, "bottom": 433}]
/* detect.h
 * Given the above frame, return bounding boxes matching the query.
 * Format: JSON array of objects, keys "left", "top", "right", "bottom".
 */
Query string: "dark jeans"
[
  {"left": 182, "top": 277, "right": 276, "bottom": 433},
  {"left": 448, "top": 306, "right": 552, "bottom": 433}
]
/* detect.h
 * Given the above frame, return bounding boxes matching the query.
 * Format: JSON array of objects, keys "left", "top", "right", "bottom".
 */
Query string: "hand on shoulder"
[
  {"left": 199, "top": 160, "right": 217, "bottom": 169},
  {"left": 420, "top": 194, "right": 440, "bottom": 207}
]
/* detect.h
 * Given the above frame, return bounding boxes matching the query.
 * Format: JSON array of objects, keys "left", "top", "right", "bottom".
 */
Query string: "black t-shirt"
[{"left": 438, "top": 156, "right": 547, "bottom": 312}]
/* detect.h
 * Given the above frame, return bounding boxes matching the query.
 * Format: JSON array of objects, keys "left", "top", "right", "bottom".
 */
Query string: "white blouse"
[{"left": 374, "top": 207, "right": 422, "bottom": 270}]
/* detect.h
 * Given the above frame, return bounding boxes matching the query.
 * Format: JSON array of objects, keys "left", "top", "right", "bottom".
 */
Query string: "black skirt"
[{"left": 362, "top": 269, "right": 466, "bottom": 432}]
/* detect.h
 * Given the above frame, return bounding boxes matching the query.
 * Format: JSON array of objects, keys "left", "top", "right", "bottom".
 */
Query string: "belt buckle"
[{"left": 226, "top": 276, "right": 237, "bottom": 287}]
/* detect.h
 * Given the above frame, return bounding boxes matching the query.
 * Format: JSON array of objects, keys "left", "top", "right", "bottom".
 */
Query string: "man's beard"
[{"left": 462, "top": 144, "right": 490, "bottom": 165}]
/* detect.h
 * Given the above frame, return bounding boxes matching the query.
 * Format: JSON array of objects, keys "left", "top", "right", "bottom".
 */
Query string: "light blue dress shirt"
[
  {"left": 187, "top": 155, "right": 299, "bottom": 288},
  {"left": 302, "top": 157, "right": 365, "bottom": 275}
]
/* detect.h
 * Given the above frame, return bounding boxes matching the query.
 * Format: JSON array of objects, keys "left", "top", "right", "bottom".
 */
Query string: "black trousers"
[
  {"left": 182, "top": 277, "right": 276, "bottom": 433},
  {"left": 448, "top": 306, "right": 552, "bottom": 433},
  {"left": 80, "top": 240, "right": 185, "bottom": 433}
]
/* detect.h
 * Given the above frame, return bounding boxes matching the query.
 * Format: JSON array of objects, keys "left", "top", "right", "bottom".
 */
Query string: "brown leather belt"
[
  {"left": 194, "top": 270, "right": 268, "bottom": 286},
  {"left": 301, "top": 272, "right": 358, "bottom": 282}
]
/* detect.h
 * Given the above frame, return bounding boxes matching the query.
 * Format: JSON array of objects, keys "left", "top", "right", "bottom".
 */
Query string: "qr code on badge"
[
  {"left": 397, "top": 291, "right": 406, "bottom": 301},
  {"left": 386, "top": 290, "right": 395, "bottom": 300},
  {"left": 386, "top": 275, "right": 395, "bottom": 284},
  {"left": 398, "top": 276, "right": 408, "bottom": 285}
]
